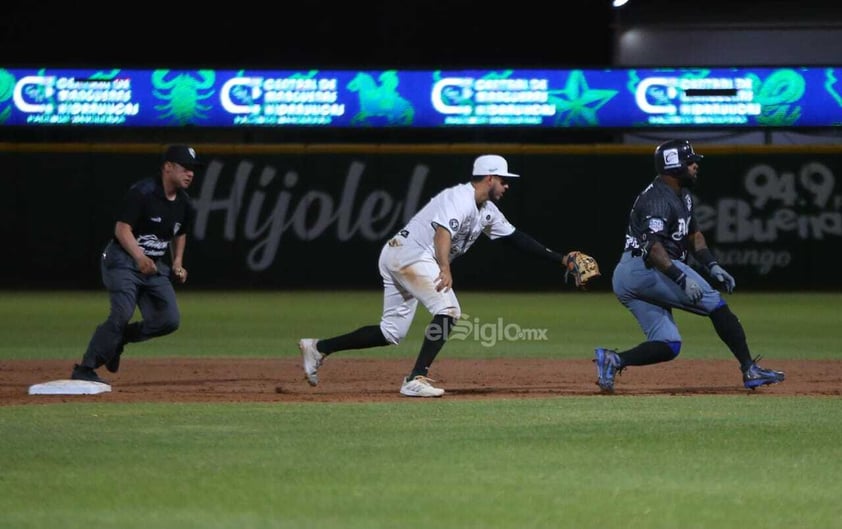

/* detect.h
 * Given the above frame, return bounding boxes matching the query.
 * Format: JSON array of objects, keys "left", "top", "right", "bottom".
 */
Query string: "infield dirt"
[{"left": 2, "top": 358, "right": 839, "bottom": 405}]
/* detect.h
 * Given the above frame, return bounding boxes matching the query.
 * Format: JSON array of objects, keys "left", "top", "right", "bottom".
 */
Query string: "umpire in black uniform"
[{"left": 71, "top": 145, "right": 200, "bottom": 383}]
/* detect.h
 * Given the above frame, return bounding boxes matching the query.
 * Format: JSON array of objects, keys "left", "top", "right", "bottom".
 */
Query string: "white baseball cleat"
[
  {"left": 400, "top": 375, "right": 445, "bottom": 397},
  {"left": 299, "top": 339, "right": 324, "bottom": 386}
]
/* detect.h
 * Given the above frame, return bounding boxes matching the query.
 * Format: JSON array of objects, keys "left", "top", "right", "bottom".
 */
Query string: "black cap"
[{"left": 163, "top": 144, "right": 203, "bottom": 170}]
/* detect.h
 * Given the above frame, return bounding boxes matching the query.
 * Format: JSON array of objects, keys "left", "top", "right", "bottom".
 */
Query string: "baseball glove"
[{"left": 564, "top": 251, "right": 601, "bottom": 289}]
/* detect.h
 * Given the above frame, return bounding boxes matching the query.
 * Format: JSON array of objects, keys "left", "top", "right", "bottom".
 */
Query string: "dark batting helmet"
[{"left": 654, "top": 139, "right": 704, "bottom": 176}]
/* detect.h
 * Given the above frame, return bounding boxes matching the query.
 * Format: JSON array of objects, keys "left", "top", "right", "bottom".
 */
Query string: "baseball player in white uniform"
[{"left": 299, "top": 154, "right": 575, "bottom": 397}]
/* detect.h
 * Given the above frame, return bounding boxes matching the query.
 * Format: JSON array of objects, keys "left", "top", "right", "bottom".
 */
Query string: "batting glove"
[
  {"left": 664, "top": 264, "right": 703, "bottom": 304},
  {"left": 708, "top": 263, "right": 736, "bottom": 293},
  {"left": 679, "top": 274, "right": 703, "bottom": 303}
]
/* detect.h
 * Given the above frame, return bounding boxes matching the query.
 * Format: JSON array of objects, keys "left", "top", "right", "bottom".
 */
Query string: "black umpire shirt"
[{"left": 115, "top": 176, "right": 194, "bottom": 261}]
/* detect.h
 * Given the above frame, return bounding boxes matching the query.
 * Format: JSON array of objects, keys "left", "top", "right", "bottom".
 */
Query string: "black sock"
[
  {"left": 409, "top": 314, "right": 456, "bottom": 379},
  {"left": 317, "top": 325, "right": 389, "bottom": 356},
  {"left": 619, "top": 341, "right": 675, "bottom": 366},
  {"left": 710, "top": 305, "right": 752, "bottom": 369}
]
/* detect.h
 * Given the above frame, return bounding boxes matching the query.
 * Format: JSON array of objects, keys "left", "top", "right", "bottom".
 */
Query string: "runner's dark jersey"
[{"left": 622, "top": 177, "right": 697, "bottom": 262}]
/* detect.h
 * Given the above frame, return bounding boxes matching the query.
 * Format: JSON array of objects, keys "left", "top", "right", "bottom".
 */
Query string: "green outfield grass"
[
  {"left": 1, "top": 290, "right": 840, "bottom": 361},
  {"left": 1, "top": 291, "right": 840, "bottom": 529}
]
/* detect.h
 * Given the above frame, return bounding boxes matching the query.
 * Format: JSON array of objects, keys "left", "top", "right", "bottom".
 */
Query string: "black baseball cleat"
[{"left": 71, "top": 364, "right": 109, "bottom": 384}]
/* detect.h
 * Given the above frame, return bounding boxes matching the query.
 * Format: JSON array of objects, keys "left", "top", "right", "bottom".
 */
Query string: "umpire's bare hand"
[
  {"left": 136, "top": 255, "right": 158, "bottom": 275},
  {"left": 173, "top": 266, "right": 188, "bottom": 284}
]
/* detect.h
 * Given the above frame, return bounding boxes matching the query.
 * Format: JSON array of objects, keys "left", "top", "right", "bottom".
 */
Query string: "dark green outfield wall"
[{"left": 2, "top": 143, "right": 841, "bottom": 291}]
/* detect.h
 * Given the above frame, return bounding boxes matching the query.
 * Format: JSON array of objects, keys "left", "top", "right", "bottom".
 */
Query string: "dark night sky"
[
  {"left": 5, "top": 1, "right": 839, "bottom": 70},
  {"left": 0, "top": 2, "right": 615, "bottom": 69}
]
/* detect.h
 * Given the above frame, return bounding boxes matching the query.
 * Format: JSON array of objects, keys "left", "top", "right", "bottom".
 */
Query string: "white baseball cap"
[{"left": 472, "top": 154, "right": 520, "bottom": 178}]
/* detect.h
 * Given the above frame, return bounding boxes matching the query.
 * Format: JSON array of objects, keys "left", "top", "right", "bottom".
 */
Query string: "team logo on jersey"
[
  {"left": 173, "top": 222, "right": 181, "bottom": 235},
  {"left": 647, "top": 217, "right": 665, "bottom": 233},
  {"left": 449, "top": 218, "right": 459, "bottom": 231},
  {"left": 684, "top": 195, "right": 692, "bottom": 211}
]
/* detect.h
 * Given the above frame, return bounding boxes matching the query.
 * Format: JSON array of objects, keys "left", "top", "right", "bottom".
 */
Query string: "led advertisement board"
[{"left": 1, "top": 67, "right": 840, "bottom": 128}]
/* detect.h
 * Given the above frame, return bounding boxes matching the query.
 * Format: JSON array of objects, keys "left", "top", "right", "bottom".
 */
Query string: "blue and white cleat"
[{"left": 594, "top": 347, "right": 622, "bottom": 393}]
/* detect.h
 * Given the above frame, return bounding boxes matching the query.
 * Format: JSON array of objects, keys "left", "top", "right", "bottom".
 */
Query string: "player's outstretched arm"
[{"left": 499, "top": 230, "right": 565, "bottom": 264}]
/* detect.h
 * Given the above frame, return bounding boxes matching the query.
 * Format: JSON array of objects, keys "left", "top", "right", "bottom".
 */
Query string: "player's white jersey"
[{"left": 395, "top": 182, "right": 515, "bottom": 266}]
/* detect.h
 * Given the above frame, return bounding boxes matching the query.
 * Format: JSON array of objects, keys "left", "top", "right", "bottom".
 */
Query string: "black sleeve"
[
  {"left": 499, "top": 230, "right": 564, "bottom": 264},
  {"left": 117, "top": 185, "right": 144, "bottom": 228},
  {"left": 180, "top": 193, "right": 195, "bottom": 235}
]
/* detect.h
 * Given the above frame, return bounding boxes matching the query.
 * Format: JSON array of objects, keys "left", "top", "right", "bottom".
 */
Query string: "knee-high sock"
[
  {"left": 409, "top": 314, "right": 456, "bottom": 379},
  {"left": 317, "top": 325, "right": 389, "bottom": 356},
  {"left": 619, "top": 341, "right": 675, "bottom": 366},
  {"left": 710, "top": 305, "right": 752, "bottom": 369}
]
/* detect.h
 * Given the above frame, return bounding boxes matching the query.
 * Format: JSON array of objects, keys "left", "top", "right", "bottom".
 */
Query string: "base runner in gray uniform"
[
  {"left": 70, "top": 145, "right": 200, "bottom": 384},
  {"left": 594, "top": 140, "right": 785, "bottom": 393}
]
